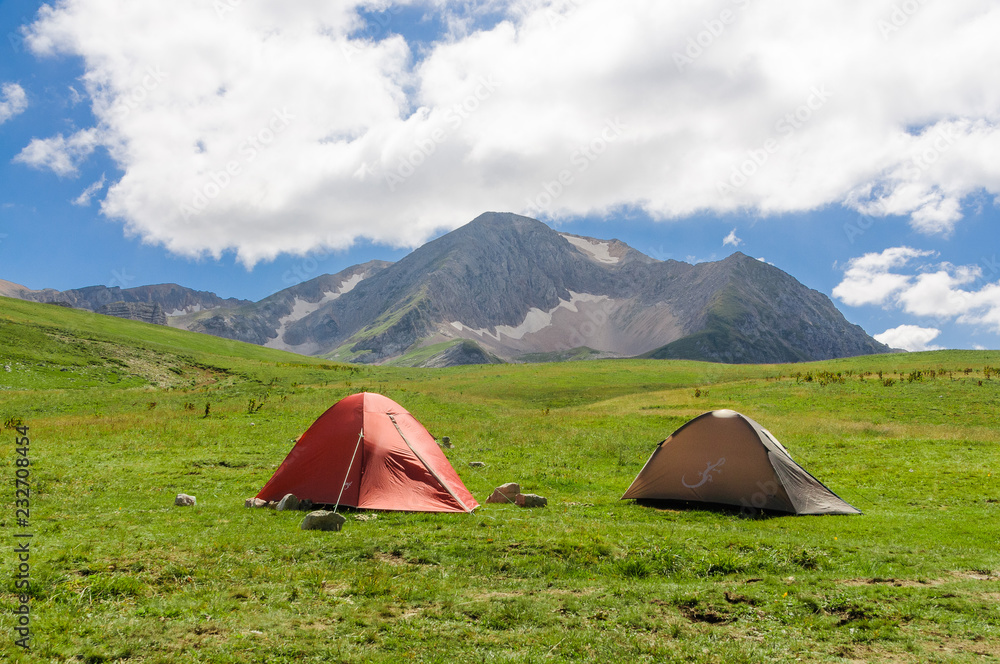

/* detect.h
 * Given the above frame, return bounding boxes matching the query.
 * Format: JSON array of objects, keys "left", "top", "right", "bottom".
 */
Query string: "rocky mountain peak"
[{"left": 2, "top": 212, "right": 892, "bottom": 367}]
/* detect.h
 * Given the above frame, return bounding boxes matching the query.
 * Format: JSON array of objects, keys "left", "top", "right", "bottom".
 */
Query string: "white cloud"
[
  {"left": 722, "top": 229, "right": 742, "bottom": 247},
  {"left": 0, "top": 83, "right": 28, "bottom": 124},
  {"left": 834, "top": 247, "right": 1000, "bottom": 333},
  {"left": 874, "top": 324, "right": 943, "bottom": 352},
  {"left": 832, "top": 246, "right": 935, "bottom": 307},
  {"left": 72, "top": 174, "right": 107, "bottom": 206},
  {"left": 13, "top": 129, "right": 101, "bottom": 176},
  {"left": 17, "top": 0, "right": 1000, "bottom": 265}
]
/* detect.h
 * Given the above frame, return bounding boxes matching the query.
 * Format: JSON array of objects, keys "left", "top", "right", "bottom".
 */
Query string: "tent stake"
[{"left": 334, "top": 428, "right": 364, "bottom": 514}]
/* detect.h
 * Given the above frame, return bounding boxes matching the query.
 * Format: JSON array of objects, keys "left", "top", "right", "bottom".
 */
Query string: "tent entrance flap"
[
  {"left": 388, "top": 414, "right": 471, "bottom": 513},
  {"left": 334, "top": 428, "right": 364, "bottom": 513}
]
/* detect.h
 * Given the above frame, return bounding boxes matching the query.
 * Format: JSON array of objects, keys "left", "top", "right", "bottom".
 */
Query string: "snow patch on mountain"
[
  {"left": 166, "top": 303, "right": 206, "bottom": 317},
  {"left": 560, "top": 234, "right": 620, "bottom": 264},
  {"left": 450, "top": 291, "right": 610, "bottom": 342},
  {"left": 265, "top": 272, "right": 367, "bottom": 351}
]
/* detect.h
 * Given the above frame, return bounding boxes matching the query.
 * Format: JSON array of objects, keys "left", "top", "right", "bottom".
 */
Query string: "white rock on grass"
[
  {"left": 300, "top": 510, "right": 347, "bottom": 532},
  {"left": 486, "top": 482, "right": 521, "bottom": 504},
  {"left": 175, "top": 493, "right": 196, "bottom": 507},
  {"left": 244, "top": 497, "right": 267, "bottom": 508}
]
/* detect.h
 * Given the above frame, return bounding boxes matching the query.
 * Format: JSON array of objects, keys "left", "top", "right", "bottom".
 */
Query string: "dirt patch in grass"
[
  {"left": 950, "top": 570, "right": 998, "bottom": 581},
  {"left": 373, "top": 551, "right": 410, "bottom": 566},
  {"left": 918, "top": 634, "right": 1000, "bottom": 661},
  {"left": 838, "top": 577, "right": 948, "bottom": 587},
  {"left": 680, "top": 606, "right": 731, "bottom": 624},
  {"left": 723, "top": 591, "right": 759, "bottom": 606},
  {"left": 674, "top": 599, "right": 733, "bottom": 624}
]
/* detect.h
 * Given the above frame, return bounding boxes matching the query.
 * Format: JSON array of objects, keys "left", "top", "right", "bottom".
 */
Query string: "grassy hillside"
[{"left": 1, "top": 297, "right": 998, "bottom": 663}]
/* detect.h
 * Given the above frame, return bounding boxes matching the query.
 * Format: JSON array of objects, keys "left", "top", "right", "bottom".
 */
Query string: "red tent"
[{"left": 256, "top": 392, "right": 478, "bottom": 513}]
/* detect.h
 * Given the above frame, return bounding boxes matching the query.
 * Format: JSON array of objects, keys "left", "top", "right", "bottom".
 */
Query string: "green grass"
[
  {"left": 385, "top": 340, "right": 463, "bottom": 367},
  {"left": 1, "top": 296, "right": 999, "bottom": 662}
]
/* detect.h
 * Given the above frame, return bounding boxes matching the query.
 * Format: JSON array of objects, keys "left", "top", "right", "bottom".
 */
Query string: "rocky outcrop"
[{"left": 97, "top": 301, "right": 168, "bottom": 325}]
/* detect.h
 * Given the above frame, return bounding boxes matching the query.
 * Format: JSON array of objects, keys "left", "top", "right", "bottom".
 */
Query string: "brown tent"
[{"left": 621, "top": 409, "right": 860, "bottom": 515}]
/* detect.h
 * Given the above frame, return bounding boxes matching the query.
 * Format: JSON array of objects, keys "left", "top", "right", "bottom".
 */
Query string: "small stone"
[
  {"left": 486, "top": 482, "right": 521, "bottom": 504},
  {"left": 175, "top": 493, "right": 196, "bottom": 507},
  {"left": 468, "top": 461, "right": 486, "bottom": 468},
  {"left": 244, "top": 497, "right": 267, "bottom": 508},
  {"left": 299, "top": 499, "right": 314, "bottom": 511},
  {"left": 276, "top": 494, "right": 301, "bottom": 511},
  {"left": 440, "top": 436, "right": 452, "bottom": 448},
  {"left": 486, "top": 489, "right": 509, "bottom": 503},
  {"left": 300, "top": 510, "right": 347, "bottom": 532},
  {"left": 515, "top": 493, "right": 547, "bottom": 508}
]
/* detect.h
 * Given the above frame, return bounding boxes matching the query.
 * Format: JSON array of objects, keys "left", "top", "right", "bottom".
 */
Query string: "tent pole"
[
  {"left": 388, "top": 414, "right": 472, "bottom": 513},
  {"left": 334, "top": 428, "right": 364, "bottom": 514}
]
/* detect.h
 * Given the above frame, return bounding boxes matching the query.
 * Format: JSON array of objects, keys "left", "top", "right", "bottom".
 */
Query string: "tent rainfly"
[
  {"left": 621, "top": 409, "right": 860, "bottom": 515},
  {"left": 257, "top": 392, "right": 478, "bottom": 513}
]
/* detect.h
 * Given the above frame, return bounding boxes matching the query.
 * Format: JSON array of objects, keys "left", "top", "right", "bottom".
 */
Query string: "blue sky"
[{"left": 2, "top": 0, "right": 999, "bottom": 352}]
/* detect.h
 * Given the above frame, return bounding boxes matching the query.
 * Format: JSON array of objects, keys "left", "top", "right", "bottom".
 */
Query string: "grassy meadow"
[{"left": 1, "top": 296, "right": 999, "bottom": 663}]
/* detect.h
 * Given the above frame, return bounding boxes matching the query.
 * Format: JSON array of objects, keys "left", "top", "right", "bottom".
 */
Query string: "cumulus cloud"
[
  {"left": 874, "top": 324, "right": 943, "bottom": 352},
  {"left": 834, "top": 247, "right": 1000, "bottom": 333},
  {"left": 0, "top": 83, "right": 28, "bottom": 124},
  {"left": 16, "top": 0, "right": 1000, "bottom": 265},
  {"left": 832, "top": 247, "right": 936, "bottom": 307},
  {"left": 722, "top": 229, "right": 742, "bottom": 247},
  {"left": 13, "top": 129, "right": 101, "bottom": 176}
]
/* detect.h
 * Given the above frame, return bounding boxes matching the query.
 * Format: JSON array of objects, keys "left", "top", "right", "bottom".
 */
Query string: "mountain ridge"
[{"left": 1, "top": 212, "right": 891, "bottom": 365}]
